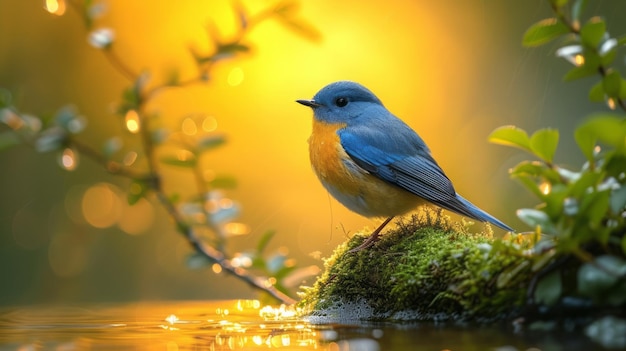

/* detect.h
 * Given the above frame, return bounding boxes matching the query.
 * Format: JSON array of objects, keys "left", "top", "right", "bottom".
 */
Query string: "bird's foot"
[
  {"left": 347, "top": 216, "right": 394, "bottom": 253},
  {"left": 348, "top": 232, "right": 381, "bottom": 253}
]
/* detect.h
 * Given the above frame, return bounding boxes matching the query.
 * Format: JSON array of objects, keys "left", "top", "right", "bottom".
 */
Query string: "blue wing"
[{"left": 339, "top": 112, "right": 513, "bottom": 232}]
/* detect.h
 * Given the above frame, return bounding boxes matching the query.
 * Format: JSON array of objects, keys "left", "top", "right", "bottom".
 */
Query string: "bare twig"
[{"left": 61, "top": 1, "right": 301, "bottom": 304}]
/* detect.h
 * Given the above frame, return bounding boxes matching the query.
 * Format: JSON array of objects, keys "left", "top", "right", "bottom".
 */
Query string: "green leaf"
[
  {"left": 209, "top": 175, "right": 237, "bottom": 189},
  {"left": 575, "top": 114, "right": 626, "bottom": 161},
  {"left": 550, "top": 0, "right": 569, "bottom": 7},
  {"left": 563, "top": 49, "right": 601, "bottom": 81},
  {"left": 522, "top": 18, "right": 570, "bottom": 47},
  {"left": 618, "top": 35, "right": 626, "bottom": 46},
  {"left": 534, "top": 270, "right": 562, "bottom": 306},
  {"left": 578, "top": 114, "right": 626, "bottom": 150},
  {"left": 543, "top": 184, "right": 568, "bottom": 219},
  {"left": 256, "top": 230, "right": 276, "bottom": 254},
  {"left": 272, "top": 1, "right": 298, "bottom": 15},
  {"left": 602, "top": 70, "right": 622, "bottom": 98},
  {"left": 217, "top": 43, "right": 250, "bottom": 55},
  {"left": 0, "top": 130, "right": 20, "bottom": 151},
  {"left": 620, "top": 79, "right": 626, "bottom": 100},
  {"left": 580, "top": 17, "right": 606, "bottom": 48},
  {"left": 511, "top": 175, "right": 545, "bottom": 199},
  {"left": 128, "top": 179, "right": 149, "bottom": 205},
  {"left": 622, "top": 235, "right": 626, "bottom": 256},
  {"left": 568, "top": 171, "right": 603, "bottom": 198},
  {"left": 588, "top": 81, "right": 605, "bottom": 102},
  {"left": 580, "top": 190, "right": 610, "bottom": 228},
  {"left": 564, "top": 64, "right": 598, "bottom": 81},
  {"left": 516, "top": 208, "right": 556, "bottom": 233},
  {"left": 196, "top": 43, "right": 251, "bottom": 63},
  {"left": 510, "top": 161, "right": 561, "bottom": 184},
  {"left": 160, "top": 155, "right": 197, "bottom": 168},
  {"left": 578, "top": 255, "right": 626, "bottom": 298},
  {"left": 600, "top": 44, "right": 617, "bottom": 66},
  {"left": 196, "top": 134, "right": 226, "bottom": 153},
  {"left": 510, "top": 161, "right": 546, "bottom": 178},
  {"left": 575, "top": 126, "right": 597, "bottom": 162},
  {"left": 488, "top": 126, "right": 532, "bottom": 153},
  {"left": 274, "top": 16, "right": 322, "bottom": 42},
  {"left": 530, "top": 129, "right": 559, "bottom": 163},
  {"left": 610, "top": 186, "right": 626, "bottom": 214}
]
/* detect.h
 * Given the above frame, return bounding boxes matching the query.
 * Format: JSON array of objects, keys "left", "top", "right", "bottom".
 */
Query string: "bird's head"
[{"left": 296, "top": 81, "right": 384, "bottom": 124}]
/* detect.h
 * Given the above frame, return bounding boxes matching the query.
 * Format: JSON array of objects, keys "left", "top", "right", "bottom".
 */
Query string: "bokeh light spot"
[
  {"left": 123, "top": 151, "right": 138, "bottom": 166},
  {"left": 44, "top": 0, "right": 66, "bottom": 16},
  {"left": 65, "top": 185, "right": 88, "bottom": 224},
  {"left": 212, "top": 263, "right": 223, "bottom": 274},
  {"left": 125, "top": 110, "right": 141, "bottom": 134},
  {"left": 224, "top": 222, "right": 250, "bottom": 236},
  {"left": 227, "top": 67, "right": 244, "bottom": 86},
  {"left": 48, "top": 231, "right": 88, "bottom": 278},
  {"left": 176, "top": 149, "right": 194, "bottom": 161},
  {"left": 539, "top": 182, "right": 552, "bottom": 195},
  {"left": 59, "top": 147, "right": 78, "bottom": 171},
  {"left": 574, "top": 54, "right": 585, "bottom": 66},
  {"left": 202, "top": 116, "right": 217, "bottom": 132},
  {"left": 82, "top": 183, "right": 122, "bottom": 228},
  {"left": 181, "top": 117, "right": 197, "bottom": 136},
  {"left": 118, "top": 197, "right": 155, "bottom": 235}
]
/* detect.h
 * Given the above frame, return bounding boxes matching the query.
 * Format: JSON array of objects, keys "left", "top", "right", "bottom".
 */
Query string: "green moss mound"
[{"left": 299, "top": 210, "right": 536, "bottom": 323}]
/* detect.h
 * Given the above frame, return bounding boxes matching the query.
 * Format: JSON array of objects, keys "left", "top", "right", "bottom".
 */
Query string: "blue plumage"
[{"left": 297, "top": 81, "right": 513, "bottom": 235}]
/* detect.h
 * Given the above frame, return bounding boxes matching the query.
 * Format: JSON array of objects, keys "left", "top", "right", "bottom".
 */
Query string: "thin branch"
[
  {"left": 62, "top": 0, "right": 301, "bottom": 304},
  {"left": 154, "top": 191, "right": 297, "bottom": 305},
  {"left": 103, "top": 49, "right": 140, "bottom": 82},
  {"left": 70, "top": 138, "right": 145, "bottom": 179}
]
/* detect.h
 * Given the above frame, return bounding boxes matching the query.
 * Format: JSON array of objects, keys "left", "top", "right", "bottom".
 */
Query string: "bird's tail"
[{"left": 453, "top": 195, "right": 514, "bottom": 232}]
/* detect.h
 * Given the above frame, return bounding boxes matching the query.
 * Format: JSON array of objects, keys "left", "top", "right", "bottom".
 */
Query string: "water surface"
[{"left": 0, "top": 300, "right": 608, "bottom": 350}]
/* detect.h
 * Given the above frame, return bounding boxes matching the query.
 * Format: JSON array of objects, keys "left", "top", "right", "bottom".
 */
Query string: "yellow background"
[{"left": 1, "top": 0, "right": 623, "bottom": 304}]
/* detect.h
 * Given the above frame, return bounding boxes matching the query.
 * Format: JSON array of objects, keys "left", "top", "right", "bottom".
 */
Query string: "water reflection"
[{"left": 0, "top": 300, "right": 606, "bottom": 350}]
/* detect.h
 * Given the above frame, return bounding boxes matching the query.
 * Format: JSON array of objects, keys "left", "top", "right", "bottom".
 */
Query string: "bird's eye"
[{"left": 334, "top": 97, "right": 348, "bottom": 107}]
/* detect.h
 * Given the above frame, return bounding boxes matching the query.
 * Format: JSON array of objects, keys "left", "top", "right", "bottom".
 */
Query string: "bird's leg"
[{"left": 349, "top": 216, "right": 394, "bottom": 253}]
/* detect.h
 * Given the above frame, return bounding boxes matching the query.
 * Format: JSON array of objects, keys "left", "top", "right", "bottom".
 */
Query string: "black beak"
[{"left": 296, "top": 99, "right": 322, "bottom": 108}]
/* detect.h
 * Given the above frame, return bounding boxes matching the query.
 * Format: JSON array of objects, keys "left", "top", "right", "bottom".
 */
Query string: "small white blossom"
[
  {"left": 556, "top": 45, "right": 583, "bottom": 66},
  {"left": 88, "top": 28, "right": 114, "bottom": 49}
]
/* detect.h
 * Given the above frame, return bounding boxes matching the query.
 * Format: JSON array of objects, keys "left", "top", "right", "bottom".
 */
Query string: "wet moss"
[{"left": 299, "top": 209, "right": 536, "bottom": 322}]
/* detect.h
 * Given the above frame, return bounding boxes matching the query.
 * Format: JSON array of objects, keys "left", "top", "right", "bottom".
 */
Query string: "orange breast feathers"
[{"left": 308, "top": 120, "right": 422, "bottom": 218}]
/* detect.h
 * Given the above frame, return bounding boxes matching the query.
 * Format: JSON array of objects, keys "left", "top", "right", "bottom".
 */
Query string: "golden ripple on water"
[
  {"left": 0, "top": 300, "right": 600, "bottom": 351},
  {"left": 0, "top": 300, "right": 336, "bottom": 351}
]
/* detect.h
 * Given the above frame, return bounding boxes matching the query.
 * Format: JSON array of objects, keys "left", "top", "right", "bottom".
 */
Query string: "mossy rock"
[{"left": 299, "top": 209, "right": 537, "bottom": 323}]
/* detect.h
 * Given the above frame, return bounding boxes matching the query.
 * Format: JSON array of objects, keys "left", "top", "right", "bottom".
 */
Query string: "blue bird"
[{"left": 297, "top": 81, "right": 513, "bottom": 250}]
